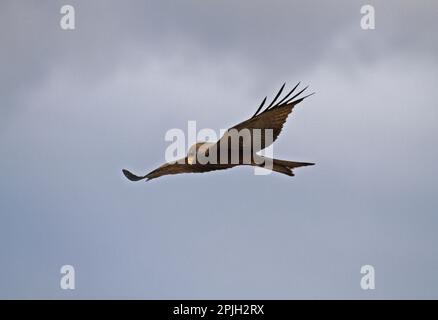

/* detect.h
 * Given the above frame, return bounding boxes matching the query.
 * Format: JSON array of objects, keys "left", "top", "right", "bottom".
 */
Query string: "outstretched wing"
[
  {"left": 122, "top": 158, "right": 235, "bottom": 182},
  {"left": 216, "top": 82, "right": 314, "bottom": 152}
]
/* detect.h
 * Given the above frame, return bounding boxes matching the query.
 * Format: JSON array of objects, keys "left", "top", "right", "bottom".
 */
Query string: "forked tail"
[{"left": 256, "top": 157, "right": 314, "bottom": 176}]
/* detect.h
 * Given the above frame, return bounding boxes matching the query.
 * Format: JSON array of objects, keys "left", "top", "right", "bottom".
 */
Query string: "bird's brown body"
[{"left": 123, "top": 82, "right": 315, "bottom": 181}]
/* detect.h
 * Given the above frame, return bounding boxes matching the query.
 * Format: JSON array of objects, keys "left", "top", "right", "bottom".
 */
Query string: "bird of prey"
[{"left": 122, "top": 82, "right": 315, "bottom": 182}]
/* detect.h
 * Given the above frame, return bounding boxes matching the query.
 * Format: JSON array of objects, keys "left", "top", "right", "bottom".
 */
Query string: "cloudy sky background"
[{"left": 1, "top": 0, "right": 438, "bottom": 298}]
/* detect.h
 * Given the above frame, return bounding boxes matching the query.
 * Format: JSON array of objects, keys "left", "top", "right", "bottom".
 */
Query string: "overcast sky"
[{"left": 1, "top": 0, "right": 438, "bottom": 299}]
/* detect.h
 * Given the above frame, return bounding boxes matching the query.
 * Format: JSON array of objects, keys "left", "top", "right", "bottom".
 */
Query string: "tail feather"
[
  {"left": 258, "top": 157, "right": 314, "bottom": 176},
  {"left": 271, "top": 163, "right": 295, "bottom": 176},
  {"left": 272, "top": 159, "right": 315, "bottom": 168}
]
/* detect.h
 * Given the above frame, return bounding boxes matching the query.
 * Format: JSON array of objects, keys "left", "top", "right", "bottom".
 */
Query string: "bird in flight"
[{"left": 123, "top": 82, "right": 315, "bottom": 182}]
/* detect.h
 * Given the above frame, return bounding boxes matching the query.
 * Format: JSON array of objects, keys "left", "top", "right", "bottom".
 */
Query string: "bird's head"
[
  {"left": 187, "top": 144, "right": 197, "bottom": 165},
  {"left": 187, "top": 142, "right": 214, "bottom": 165}
]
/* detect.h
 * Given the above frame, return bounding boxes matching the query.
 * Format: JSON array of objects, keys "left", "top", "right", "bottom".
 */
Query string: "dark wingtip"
[
  {"left": 290, "top": 92, "right": 315, "bottom": 105},
  {"left": 122, "top": 169, "right": 146, "bottom": 182},
  {"left": 303, "top": 92, "right": 316, "bottom": 99},
  {"left": 275, "top": 81, "right": 301, "bottom": 107},
  {"left": 251, "top": 96, "right": 267, "bottom": 118},
  {"left": 266, "top": 82, "right": 286, "bottom": 110}
]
